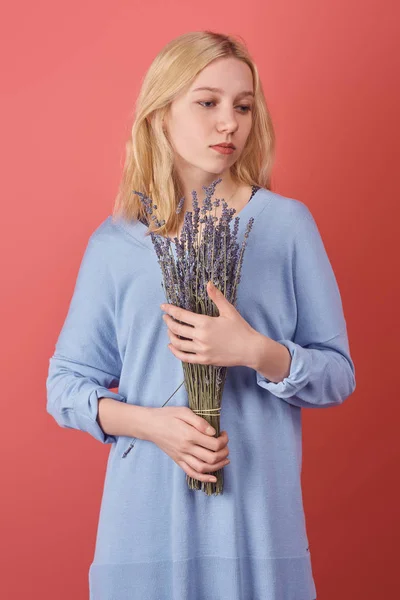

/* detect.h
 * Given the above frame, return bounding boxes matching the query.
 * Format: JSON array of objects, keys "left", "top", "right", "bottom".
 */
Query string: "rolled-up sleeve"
[
  {"left": 46, "top": 232, "right": 126, "bottom": 443},
  {"left": 256, "top": 202, "right": 356, "bottom": 408}
]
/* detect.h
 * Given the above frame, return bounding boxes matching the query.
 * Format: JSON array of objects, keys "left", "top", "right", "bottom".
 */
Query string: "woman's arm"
[
  {"left": 252, "top": 201, "right": 356, "bottom": 409},
  {"left": 46, "top": 228, "right": 129, "bottom": 444}
]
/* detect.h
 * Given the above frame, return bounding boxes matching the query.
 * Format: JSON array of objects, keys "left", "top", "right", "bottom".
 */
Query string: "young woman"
[{"left": 46, "top": 30, "right": 356, "bottom": 600}]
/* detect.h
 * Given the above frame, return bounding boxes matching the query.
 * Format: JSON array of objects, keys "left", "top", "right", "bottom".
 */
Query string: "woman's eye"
[{"left": 197, "top": 101, "right": 251, "bottom": 113}]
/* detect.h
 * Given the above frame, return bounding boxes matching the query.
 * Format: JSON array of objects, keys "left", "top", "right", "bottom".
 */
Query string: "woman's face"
[{"left": 163, "top": 57, "right": 254, "bottom": 177}]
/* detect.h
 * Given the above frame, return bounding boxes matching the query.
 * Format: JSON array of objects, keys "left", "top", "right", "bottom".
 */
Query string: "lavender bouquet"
[{"left": 126, "top": 178, "right": 254, "bottom": 496}]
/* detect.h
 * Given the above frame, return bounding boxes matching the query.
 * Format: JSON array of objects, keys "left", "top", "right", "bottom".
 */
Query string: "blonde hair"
[{"left": 112, "top": 30, "right": 276, "bottom": 237}]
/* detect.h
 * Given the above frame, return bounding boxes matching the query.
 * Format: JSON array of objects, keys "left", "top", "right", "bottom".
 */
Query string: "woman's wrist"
[
  {"left": 97, "top": 397, "right": 154, "bottom": 441},
  {"left": 247, "top": 331, "right": 292, "bottom": 383}
]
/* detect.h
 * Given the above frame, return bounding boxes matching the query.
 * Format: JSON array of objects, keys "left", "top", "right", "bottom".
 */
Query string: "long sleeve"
[
  {"left": 256, "top": 202, "right": 356, "bottom": 408},
  {"left": 46, "top": 231, "right": 126, "bottom": 443}
]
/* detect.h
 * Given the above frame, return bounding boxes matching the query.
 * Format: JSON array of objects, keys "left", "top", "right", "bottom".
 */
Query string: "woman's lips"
[{"left": 211, "top": 145, "right": 235, "bottom": 155}]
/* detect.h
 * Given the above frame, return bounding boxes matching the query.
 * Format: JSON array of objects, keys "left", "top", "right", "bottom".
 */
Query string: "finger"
[
  {"left": 186, "top": 441, "right": 230, "bottom": 464},
  {"left": 177, "top": 407, "right": 218, "bottom": 437},
  {"left": 178, "top": 460, "right": 217, "bottom": 483},
  {"left": 163, "top": 314, "right": 196, "bottom": 341},
  {"left": 191, "top": 429, "right": 229, "bottom": 452},
  {"left": 178, "top": 458, "right": 228, "bottom": 483},
  {"left": 167, "top": 329, "right": 197, "bottom": 353},
  {"left": 161, "top": 304, "right": 205, "bottom": 329},
  {"left": 168, "top": 343, "right": 204, "bottom": 364},
  {"left": 182, "top": 452, "right": 230, "bottom": 474}
]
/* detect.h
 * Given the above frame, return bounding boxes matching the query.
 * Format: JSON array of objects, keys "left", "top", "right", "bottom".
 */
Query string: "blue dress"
[{"left": 46, "top": 186, "right": 355, "bottom": 600}]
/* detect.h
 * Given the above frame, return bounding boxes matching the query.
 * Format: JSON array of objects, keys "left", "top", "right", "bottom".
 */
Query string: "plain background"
[{"left": 0, "top": 1, "right": 398, "bottom": 598}]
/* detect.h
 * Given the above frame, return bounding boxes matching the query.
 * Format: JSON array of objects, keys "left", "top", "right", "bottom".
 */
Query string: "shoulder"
[
  {"left": 86, "top": 214, "right": 138, "bottom": 252},
  {"left": 258, "top": 187, "right": 313, "bottom": 219},
  {"left": 255, "top": 188, "right": 317, "bottom": 237},
  {"left": 88, "top": 215, "right": 118, "bottom": 243},
  {"left": 77, "top": 216, "right": 129, "bottom": 271},
  {"left": 84, "top": 215, "right": 150, "bottom": 279}
]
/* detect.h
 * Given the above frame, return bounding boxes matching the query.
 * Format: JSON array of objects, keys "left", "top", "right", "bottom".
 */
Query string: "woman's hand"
[
  {"left": 161, "top": 280, "right": 258, "bottom": 367},
  {"left": 148, "top": 406, "right": 230, "bottom": 483}
]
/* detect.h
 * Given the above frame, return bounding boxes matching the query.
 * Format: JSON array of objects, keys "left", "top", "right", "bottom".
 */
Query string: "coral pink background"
[{"left": 1, "top": 1, "right": 398, "bottom": 598}]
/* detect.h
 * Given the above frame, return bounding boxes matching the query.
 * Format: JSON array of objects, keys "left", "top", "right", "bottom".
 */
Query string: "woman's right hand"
[{"left": 146, "top": 406, "right": 230, "bottom": 483}]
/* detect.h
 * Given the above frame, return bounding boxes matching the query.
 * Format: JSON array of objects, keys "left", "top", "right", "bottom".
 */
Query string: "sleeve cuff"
[
  {"left": 74, "top": 388, "right": 127, "bottom": 444},
  {"left": 255, "top": 339, "right": 312, "bottom": 399}
]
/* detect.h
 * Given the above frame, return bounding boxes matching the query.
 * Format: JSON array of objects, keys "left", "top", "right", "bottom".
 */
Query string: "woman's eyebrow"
[{"left": 191, "top": 86, "right": 254, "bottom": 98}]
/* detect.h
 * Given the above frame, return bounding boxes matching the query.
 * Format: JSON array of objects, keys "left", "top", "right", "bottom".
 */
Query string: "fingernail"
[{"left": 206, "top": 426, "right": 215, "bottom": 435}]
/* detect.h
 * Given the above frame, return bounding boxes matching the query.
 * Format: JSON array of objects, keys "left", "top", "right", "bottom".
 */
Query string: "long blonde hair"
[{"left": 113, "top": 30, "right": 276, "bottom": 237}]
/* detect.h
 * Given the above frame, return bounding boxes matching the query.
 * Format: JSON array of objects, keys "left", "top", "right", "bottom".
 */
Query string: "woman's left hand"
[{"left": 161, "top": 281, "right": 259, "bottom": 367}]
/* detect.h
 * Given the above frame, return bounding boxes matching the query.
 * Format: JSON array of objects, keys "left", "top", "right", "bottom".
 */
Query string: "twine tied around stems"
[{"left": 191, "top": 407, "right": 221, "bottom": 416}]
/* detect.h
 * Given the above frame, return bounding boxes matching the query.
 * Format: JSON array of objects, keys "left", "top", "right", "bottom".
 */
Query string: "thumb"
[
  {"left": 205, "top": 424, "right": 216, "bottom": 435},
  {"left": 207, "top": 280, "right": 218, "bottom": 294},
  {"left": 183, "top": 408, "right": 216, "bottom": 435}
]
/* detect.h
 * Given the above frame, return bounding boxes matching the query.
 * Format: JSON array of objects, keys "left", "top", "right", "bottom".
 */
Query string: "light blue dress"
[{"left": 46, "top": 187, "right": 356, "bottom": 600}]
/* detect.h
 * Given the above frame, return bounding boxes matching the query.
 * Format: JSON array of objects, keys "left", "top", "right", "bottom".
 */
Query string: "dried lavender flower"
[{"left": 130, "top": 178, "right": 254, "bottom": 496}]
